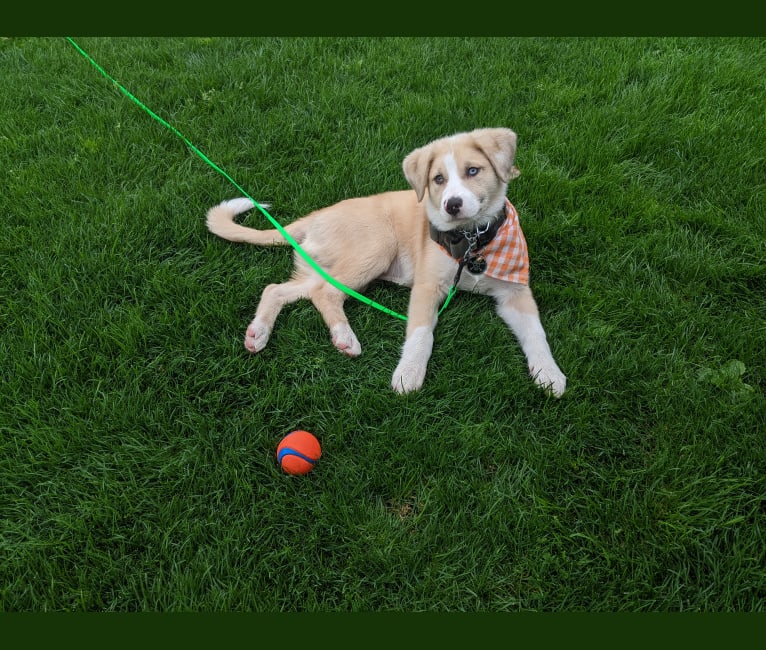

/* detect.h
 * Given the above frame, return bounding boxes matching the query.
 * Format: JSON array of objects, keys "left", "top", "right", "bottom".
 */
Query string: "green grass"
[{"left": 1, "top": 36, "right": 764, "bottom": 612}]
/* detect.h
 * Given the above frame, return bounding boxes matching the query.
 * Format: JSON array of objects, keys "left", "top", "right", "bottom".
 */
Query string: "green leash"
[{"left": 65, "top": 37, "right": 458, "bottom": 320}]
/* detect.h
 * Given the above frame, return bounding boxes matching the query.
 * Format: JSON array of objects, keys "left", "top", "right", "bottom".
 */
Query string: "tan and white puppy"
[{"left": 206, "top": 128, "right": 566, "bottom": 396}]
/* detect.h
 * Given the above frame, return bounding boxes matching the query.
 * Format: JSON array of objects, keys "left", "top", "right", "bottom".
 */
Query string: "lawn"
[{"left": 1, "top": 36, "right": 764, "bottom": 611}]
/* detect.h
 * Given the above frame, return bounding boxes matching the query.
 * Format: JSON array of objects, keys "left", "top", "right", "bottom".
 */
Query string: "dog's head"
[{"left": 403, "top": 128, "right": 520, "bottom": 231}]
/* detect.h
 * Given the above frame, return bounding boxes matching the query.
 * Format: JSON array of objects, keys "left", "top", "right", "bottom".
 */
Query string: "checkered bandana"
[{"left": 479, "top": 198, "right": 529, "bottom": 285}]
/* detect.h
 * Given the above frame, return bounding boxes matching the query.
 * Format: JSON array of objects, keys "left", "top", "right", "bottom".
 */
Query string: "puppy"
[{"left": 206, "top": 128, "right": 566, "bottom": 396}]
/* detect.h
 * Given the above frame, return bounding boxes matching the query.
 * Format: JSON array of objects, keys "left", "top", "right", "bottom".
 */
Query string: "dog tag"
[{"left": 466, "top": 254, "right": 487, "bottom": 275}]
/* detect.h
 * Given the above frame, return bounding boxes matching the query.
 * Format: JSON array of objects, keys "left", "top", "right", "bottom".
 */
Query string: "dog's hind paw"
[
  {"left": 530, "top": 364, "right": 567, "bottom": 398},
  {"left": 331, "top": 324, "right": 362, "bottom": 357},
  {"left": 245, "top": 319, "right": 271, "bottom": 353}
]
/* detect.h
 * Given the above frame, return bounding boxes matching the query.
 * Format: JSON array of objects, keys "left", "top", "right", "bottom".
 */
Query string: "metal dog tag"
[{"left": 466, "top": 254, "right": 487, "bottom": 275}]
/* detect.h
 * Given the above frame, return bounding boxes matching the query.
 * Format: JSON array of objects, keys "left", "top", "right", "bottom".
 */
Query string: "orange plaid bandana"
[{"left": 479, "top": 198, "right": 529, "bottom": 285}]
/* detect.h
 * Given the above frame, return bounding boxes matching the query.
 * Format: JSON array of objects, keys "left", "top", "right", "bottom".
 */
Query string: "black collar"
[{"left": 429, "top": 202, "right": 508, "bottom": 262}]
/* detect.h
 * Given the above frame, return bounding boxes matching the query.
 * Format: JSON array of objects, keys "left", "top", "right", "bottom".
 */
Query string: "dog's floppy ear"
[
  {"left": 472, "top": 128, "right": 518, "bottom": 183},
  {"left": 402, "top": 145, "right": 433, "bottom": 202}
]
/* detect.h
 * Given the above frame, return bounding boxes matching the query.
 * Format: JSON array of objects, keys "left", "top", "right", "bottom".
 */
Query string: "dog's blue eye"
[
  {"left": 467, "top": 167, "right": 479, "bottom": 177},
  {"left": 434, "top": 174, "right": 444, "bottom": 184}
]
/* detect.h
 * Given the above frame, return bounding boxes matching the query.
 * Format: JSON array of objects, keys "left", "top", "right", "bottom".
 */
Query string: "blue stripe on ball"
[{"left": 277, "top": 447, "right": 317, "bottom": 464}]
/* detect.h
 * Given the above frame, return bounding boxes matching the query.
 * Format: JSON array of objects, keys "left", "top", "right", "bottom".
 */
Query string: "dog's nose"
[{"left": 445, "top": 197, "right": 463, "bottom": 216}]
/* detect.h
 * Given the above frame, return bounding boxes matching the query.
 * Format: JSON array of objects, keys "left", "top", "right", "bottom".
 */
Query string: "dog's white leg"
[
  {"left": 495, "top": 286, "right": 567, "bottom": 397},
  {"left": 245, "top": 279, "right": 311, "bottom": 353},
  {"left": 391, "top": 326, "right": 434, "bottom": 393},
  {"left": 391, "top": 282, "right": 441, "bottom": 393}
]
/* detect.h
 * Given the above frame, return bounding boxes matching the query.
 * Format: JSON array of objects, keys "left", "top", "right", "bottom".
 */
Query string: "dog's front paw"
[
  {"left": 391, "top": 326, "right": 434, "bottom": 394},
  {"left": 244, "top": 319, "right": 271, "bottom": 353},
  {"left": 391, "top": 361, "right": 427, "bottom": 394},
  {"left": 331, "top": 323, "right": 362, "bottom": 357},
  {"left": 530, "top": 363, "right": 567, "bottom": 398}
]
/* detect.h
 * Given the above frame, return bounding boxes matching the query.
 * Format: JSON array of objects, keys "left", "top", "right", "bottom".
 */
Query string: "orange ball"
[{"left": 276, "top": 430, "right": 322, "bottom": 475}]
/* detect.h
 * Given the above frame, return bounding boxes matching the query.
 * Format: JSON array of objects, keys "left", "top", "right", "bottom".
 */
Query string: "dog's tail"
[{"left": 206, "top": 198, "right": 307, "bottom": 245}]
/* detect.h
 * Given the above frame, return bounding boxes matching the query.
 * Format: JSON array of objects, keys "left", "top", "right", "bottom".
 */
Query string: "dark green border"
[
  {"left": 4, "top": 612, "right": 766, "bottom": 646},
  {"left": 7, "top": 1, "right": 765, "bottom": 35}
]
